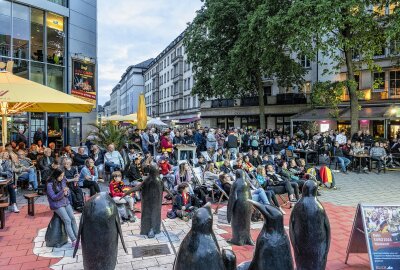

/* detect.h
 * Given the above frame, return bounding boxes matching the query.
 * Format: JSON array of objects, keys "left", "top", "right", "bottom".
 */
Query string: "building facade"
[
  {"left": 0, "top": 0, "right": 97, "bottom": 147},
  {"left": 144, "top": 32, "right": 200, "bottom": 124}
]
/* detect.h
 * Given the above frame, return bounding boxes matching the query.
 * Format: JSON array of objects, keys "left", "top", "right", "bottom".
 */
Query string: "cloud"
[{"left": 97, "top": 0, "right": 203, "bottom": 105}]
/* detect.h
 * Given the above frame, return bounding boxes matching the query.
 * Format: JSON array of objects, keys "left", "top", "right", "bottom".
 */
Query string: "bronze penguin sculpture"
[
  {"left": 173, "top": 203, "right": 237, "bottom": 270},
  {"left": 289, "top": 180, "right": 331, "bottom": 270},
  {"left": 237, "top": 200, "right": 294, "bottom": 270},
  {"left": 227, "top": 170, "right": 254, "bottom": 246},
  {"left": 73, "top": 192, "right": 127, "bottom": 270},
  {"left": 139, "top": 165, "right": 164, "bottom": 238}
]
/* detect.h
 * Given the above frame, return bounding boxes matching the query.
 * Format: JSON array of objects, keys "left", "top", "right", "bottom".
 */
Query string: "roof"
[{"left": 133, "top": 58, "right": 154, "bottom": 69}]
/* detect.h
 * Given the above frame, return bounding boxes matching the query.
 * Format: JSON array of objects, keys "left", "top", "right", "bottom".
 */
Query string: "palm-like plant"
[{"left": 87, "top": 122, "right": 127, "bottom": 150}]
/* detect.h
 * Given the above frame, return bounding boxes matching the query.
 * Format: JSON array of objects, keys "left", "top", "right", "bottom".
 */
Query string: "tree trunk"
[
  {"left": 256, "top": 75, "right": 266, "bottom": 129},
  {"left": 344, "top": 48, "right": 359, "bottom": 136}
]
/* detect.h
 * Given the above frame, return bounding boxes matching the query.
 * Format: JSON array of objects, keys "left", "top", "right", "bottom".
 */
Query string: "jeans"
[
  {"left": 337, "top": 157, "right": 351, "bottom": 172},
  {"left": 251, "top": 188, "right": 270, "bottom": 205},
  {"left": 228, "top": 148, "right": 238, "bottom": 160},
  {"left": 18, "top": 168, "right": 38, "bottom": 190},
  {"left": 82, "top": 180, "right": 100, "bottom": 196},
  {"left": 96, "top": 164, "right": 104, "bottom": 179},
  {"left": 7, "top": 184, "right": 16, "bottom": 204},
  {"left": 54, "top": 204, "right": 78, "bottom": 242},
  {"left": 113, "top": 196, "right": 134, "bottom": 211},
  {"left": 105, "top": 162, "right": 121, "bottom": 174},
  {"left": 371, "top": 156, "right": 385, "bottom": 171},
  {"left": 265, "top": 190, "right": 279, "bottom": 207}
]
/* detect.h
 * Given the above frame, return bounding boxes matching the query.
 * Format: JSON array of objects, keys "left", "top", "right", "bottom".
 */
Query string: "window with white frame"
[{"left": 300, "top": 55, "right": 311, "bottom": 68}]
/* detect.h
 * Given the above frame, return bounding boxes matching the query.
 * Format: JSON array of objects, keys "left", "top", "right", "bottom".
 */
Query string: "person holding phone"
[
  {"left": 62, "top": 158, "right": 84, "bottom": 211},
  {"left": 46, "top": 168, "right": 78, "bottom": 248}
]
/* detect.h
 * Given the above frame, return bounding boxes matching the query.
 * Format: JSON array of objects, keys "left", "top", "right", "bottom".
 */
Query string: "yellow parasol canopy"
[
  {"left": 137, "top": 93, "right": 147, "bottom": 130},
  {"left": 0, "top": 70, "right": 94, "bottom": 144},
  {"left": 103, "top": 113, "right": 153, "bottom": 124}
]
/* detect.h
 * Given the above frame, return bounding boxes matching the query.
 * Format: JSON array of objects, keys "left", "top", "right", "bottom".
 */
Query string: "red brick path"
[{"left": 0, "top": 202, "right": 371, "bottom": 269}]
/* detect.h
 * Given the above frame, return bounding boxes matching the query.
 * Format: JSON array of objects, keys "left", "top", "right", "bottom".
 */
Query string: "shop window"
[
  {"left": 12, "top": 4, "right": 29, "bottom": 59},
  {"left": 320, "top": 123, "right": 330, "bottom": 133},
  {"left": 31, "top": 8, "right": 44, "bottom": 62},
  {"left": 47, "top": 64, "right": 64, "bottom": 91},
  {"left": 31, "top": 62, "right": 45, "bottom": 84},
  {"left": 47, "top": 12, "right": 65, "bottom": 65},
  {"left": 389, "top": 70, "right": 400, "bottom": 97},
  {"left": 13, "top": 59, "right": 28, "bottom": 79},
  {"left": 0, "top": 0, "right": 11, "bottom": 57}
]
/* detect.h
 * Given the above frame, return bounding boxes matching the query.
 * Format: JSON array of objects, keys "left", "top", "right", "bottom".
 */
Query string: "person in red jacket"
[
  {"left": 161, "top": 133, "right": 173, "bottom": 155},
  {"left": 158, "top": 156, "right": 175, "bottom": 198},
  {"left": 109, "top": 171, "right": 135, "bottom": 222}
]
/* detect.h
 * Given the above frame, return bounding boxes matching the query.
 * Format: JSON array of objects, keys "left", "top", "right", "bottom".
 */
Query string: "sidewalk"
[{"left": 0, "top": 170, "right": 398, "bottom": 270}]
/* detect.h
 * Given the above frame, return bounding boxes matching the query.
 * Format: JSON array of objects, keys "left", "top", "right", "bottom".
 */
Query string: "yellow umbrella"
[
  {"left": 137, "top": 93, "right": 147, "bottom": 130},
  {"left": 0, "top": 70, "right": 93, "bottom": 144}
]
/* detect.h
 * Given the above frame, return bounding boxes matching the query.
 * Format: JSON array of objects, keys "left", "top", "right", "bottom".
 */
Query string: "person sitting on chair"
[
  {"left": 104, "top": 144, "right": 125, "bottom": 174},
  {"left": 109, "top": 171, "right": 136, "bottom": 222},
  {"left": 370, "top": 141, "right": 387, "bottom": 174},
  {"left": 39, "top": 148, "right": 55, "bottom": 172},
  {"left": 78, "top": 158, "right": 100, "bottom": 197},
  {"left": 62, "top": 158, "right": 84, "bottom": 212},
  {"left": 91, "top": 145, "right": 105, "bottom": 179},
  {"left": 73, "top": 146, "right": 89, "bottom": 169},
  {"left": 266, "top": 164, "right": 299, "bottom": 203},
  {"left": 14, "top": 150, "right": 38, "bottom": 191}
]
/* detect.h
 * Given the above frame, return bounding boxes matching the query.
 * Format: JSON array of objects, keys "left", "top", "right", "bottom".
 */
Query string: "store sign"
[
  {"left": 71, "top": 60, "right": 96, "bottom": 107},
  {"left": 346, "top": 204, "right": 400, "bottom": 270}
]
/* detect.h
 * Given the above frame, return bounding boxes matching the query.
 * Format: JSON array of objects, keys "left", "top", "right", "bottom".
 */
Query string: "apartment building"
[{"left": 144, "top": 32, "right": 200, "bottom": 124}]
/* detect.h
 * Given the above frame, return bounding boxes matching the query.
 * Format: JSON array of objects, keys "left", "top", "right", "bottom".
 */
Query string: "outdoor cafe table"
[
  {"left": 294, "top": 149, "right": 318, "bottom": 165},
  {"left": 350, "top": 153, "right": 371, "bottom": 173},
  {"left": 0, "top": 178, "right": 12, "bottom": 203}
]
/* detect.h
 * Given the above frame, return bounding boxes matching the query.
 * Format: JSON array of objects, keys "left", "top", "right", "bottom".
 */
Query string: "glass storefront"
[{"left": 0, "top": 0, "right": 67, "bottom": 145}]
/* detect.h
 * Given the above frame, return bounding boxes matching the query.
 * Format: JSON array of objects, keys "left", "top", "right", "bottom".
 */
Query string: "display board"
[
  {"left": 346, "top": 204, "right": 400, "bottom": 269},
  {"left": 71, "top": 59, "right": 96, "bottom": 107}
]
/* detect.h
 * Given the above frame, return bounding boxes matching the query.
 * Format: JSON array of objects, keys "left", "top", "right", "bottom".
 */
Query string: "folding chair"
[
  {"left": 213, "top": 180, "right": 229, "bottom": 214},
  {"left": 200, "top": 151, "right": 212, "bottom": 162}
]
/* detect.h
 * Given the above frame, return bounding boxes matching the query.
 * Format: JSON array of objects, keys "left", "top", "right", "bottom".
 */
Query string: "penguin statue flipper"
[
  {"left": 324, "top": 214, "right": 331, "bottom": 258},
  {"left": 227, "top": 188, "right": 237, "bottom": 223},
  {"left": 289, "top": 215, "right": 299, "bottom": 254},
  {"left": 222, "top": 249, "right": 237, "bottom": 270},
  {"left": 73, "top": 214, "right": 84, "bottom": 258},
  {"left": 115, "top": 215, "right": 128, "bottom": 253}
]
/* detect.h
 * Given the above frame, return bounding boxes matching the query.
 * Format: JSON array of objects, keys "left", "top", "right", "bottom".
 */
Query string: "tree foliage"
[
  {"left": 87, "top": 122, "right": 127, "bottom": 150},
  {"left": 184, "top": 0, "right": 306, "bottom": 129},
  {"left": 278, "top": 0, "right": 400, "bottom": 134}
]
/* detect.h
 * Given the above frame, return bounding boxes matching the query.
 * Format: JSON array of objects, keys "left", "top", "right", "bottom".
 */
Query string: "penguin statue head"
[
  {"left": 248, "top": 200, "right": 285, "bottom": 232},
  {"left": 235, "top": 169, "right": 245, "bottom": 180},
  {"left": 147, "top": 164, "right": 160, "bottom": 179},
  {"left": 191, "top": 202, "right": 213, "bottom": 234},
  {"left": 302, "top": 180, "right": 318, "bottom": 198}
]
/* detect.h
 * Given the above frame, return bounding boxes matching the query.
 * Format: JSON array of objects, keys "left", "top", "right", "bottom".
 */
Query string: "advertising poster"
[
  {"left": 71, "top": 60, "right": 96, "bottom": 107},
  {"left": 362, "top": 205, "right": 400, "bottom": 269}
]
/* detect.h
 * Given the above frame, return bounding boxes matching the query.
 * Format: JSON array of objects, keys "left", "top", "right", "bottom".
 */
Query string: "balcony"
[
  {"left": 276, "top": 93, "right": 307, "bottom": 105},
  {"left": 171, "top": 54, "right": 183, "bottom": 63},
  {"left": 211, "top": 99, "right": 235, "bottom": 108},
  {"left": 241, "top": 96, "right": 267, "bottom": 106}
]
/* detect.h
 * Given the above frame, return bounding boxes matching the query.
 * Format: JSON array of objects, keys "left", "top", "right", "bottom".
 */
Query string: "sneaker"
[
  {"left": 27, "top": 185, "right": 33, "bottom": 191},
  {"left": 12, "top": 204, "right": 20, "bottom": 213}
]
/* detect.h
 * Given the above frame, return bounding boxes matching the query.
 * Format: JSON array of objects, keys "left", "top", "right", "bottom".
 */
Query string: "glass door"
[{"left": 64, "top": 117, "right": 82, "bottom": 147}]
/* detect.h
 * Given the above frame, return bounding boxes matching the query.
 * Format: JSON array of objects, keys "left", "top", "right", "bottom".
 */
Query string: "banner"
[
  {"left": 362, "top": 205, "right": 400, "bottom": 269},
  {"left": 71, "top": 60, "right": 96, "bottom": 107}
]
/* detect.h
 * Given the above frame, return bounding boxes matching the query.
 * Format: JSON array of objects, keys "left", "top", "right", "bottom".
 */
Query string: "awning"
[
  {"left": 340, "top": 106, "right": 388, "bottom": 120},
  {"left": 291, "top": 108, "right": 348, "bottom": 121},
  {"left": 177, "top": 117, "right": 201, "bottom": 124},
  {"left": 291, "top": 106, "right": 391, "bottom": 122}
]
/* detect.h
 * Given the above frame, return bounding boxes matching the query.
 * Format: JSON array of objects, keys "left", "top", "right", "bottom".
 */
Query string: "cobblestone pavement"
[{"left": 1, "top": 171, "right": 399, "bottom": 270}]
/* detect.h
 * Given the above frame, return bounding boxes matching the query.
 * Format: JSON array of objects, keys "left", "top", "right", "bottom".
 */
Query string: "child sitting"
[
  {"left": 158, "top": 156, "right": 175, "bottom": 192},
  {"left": 172, "top": 183, "right": 196, "bottom": 221},
  {"left": 109, "top": 171, "right": 136, "bottom": 222}
]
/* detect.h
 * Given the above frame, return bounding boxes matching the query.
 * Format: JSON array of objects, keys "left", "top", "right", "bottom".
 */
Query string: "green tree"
[
  {"left": 184, "top": 0, "right": 305, "bottom": 129},
  {"left": 279, "top": 0, "right": 400, "bottom": 134}
]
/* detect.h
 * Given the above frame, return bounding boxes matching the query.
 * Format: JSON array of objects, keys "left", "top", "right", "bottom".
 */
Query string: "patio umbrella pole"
[{"left": 2, "top": 114, "right": 7, "bottom": 145}]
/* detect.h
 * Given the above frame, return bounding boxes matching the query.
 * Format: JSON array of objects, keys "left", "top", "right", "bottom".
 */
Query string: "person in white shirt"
[
  {"left": 335, "top": 130, "right": 347, "bottom": 146},
  {"left": 104, "top": 144, "right": 125, "bottom": 173}
]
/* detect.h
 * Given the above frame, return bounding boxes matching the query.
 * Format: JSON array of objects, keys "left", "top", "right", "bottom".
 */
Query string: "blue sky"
[{"left": 97, "top": 0, "right": 203, "bottom": 105}]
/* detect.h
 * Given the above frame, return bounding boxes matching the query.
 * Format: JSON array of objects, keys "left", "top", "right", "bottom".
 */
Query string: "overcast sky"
[{"left": 97, "top": 0, "right": 203, "bottom": 105}]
